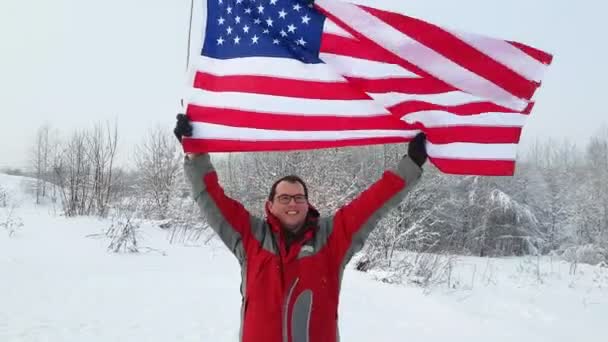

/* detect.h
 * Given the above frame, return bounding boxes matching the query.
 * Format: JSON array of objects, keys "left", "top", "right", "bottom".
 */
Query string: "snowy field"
[{"left": 1, "top": 173, "right": 607, "bottom": 342}]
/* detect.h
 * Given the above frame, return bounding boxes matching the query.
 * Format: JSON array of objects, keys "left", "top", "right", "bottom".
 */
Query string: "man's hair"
[{"left": 268, "top": 175, "right": 309, "bottom": 201}]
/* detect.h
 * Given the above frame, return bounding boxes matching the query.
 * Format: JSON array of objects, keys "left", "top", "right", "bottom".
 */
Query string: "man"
[{"left": 174, "top": 114, "right": 427, "bottom": 342}]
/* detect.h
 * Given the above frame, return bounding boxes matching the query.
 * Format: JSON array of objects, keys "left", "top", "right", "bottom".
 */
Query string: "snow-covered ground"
[{"left": 1, "top": 173, "right": 607, "bottom": 342}]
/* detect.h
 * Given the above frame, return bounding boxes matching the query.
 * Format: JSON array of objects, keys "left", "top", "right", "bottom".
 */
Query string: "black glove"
[
  {"left": 407, "top": 132, "right": 427, "bottom": 167},
  {"left": 174, "top": 113, "right": 193, "bottom": 143}
]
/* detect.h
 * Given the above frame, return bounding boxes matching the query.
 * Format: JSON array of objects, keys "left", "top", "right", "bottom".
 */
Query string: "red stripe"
[
  {"left": 345, "top": 76, "right": 456, "bottom": 94},
  {"left": 360, "top": 5, "right": 539, "bottom": 101},
  {"left": 431, "top": 158, "right": 516, "bottom": 176},
  {"left": 321, "top": 33, "right": 407, "bottom": 65},
  {"left": 193, "top": 72, "right": 369, "bottom": 100},
  {"left": 320, "top": 32, "right": 455, "bottom": 91},
  {"left": 425, "top": 126, "right": 523, "bottom": 144},
  {"left": 389, "top": 100, "right": 524, "bottom": 116},
  {"left": 183, "top": 137, "right": 409, "bottom": 153},
  {"left": 187, "top": 106, "right": 408, "bottom": 131},
  {"left": 508, "top": 41, "right": 554, "bottom": 65}
]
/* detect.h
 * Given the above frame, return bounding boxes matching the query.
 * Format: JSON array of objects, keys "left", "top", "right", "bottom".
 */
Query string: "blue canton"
[{"left": 202, "top": 0, "right": 325, "bottom": 63}]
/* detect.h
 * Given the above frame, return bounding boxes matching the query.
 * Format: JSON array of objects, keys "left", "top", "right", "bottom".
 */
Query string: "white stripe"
[
  {"left": 186, "top": 89, "right": 390, "bottom": 117},
  {"left": 191, "top": 55, "right": 346, "bottom": 82},
  {"left": 320, "top": 53, "right": 419, "bottom": 79},
  {"left": 323, "top": 19, "right": 354, "bottom": 38},
  {"left": 369, "top": 91, "right": 494, "bottom": 108},
  {"left": 427, "top": 141, "right": 517, "bottom": 160},
  {"left": 315, "top": 0, "right": 529, "bottom": 111},
  {"left": 402, "top": 111, "right": 528, "bottom": 128},
  {"left": 190, "top": 122, "right": 416, "bottom": 141},
  {"left": 450, "top": 30, "right": 548, "bottom": 83}
]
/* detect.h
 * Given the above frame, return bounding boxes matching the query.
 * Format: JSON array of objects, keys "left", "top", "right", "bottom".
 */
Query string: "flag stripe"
[
  {"left": 183, "top": 136, "right": 410, "bottom": 153},
  {"left": 319, "top": 53, "right": 420, "bottom": 79},
  {"left": 508, "top": 41, "right": 554, "bottom": 65},
  {"left": 320, "top": 32, "right": 459, "bottom": 94},
  {"left": 425, "top": 126, "right": 523, "bottom": 144},
  {"left": 324, "top": 19, "right": 354, "bottom": 38},
  {"left": 370, "top": 91, "right": 508, "bottom": 108},
  {"left": 193, "top": 72, "right": 370, "bottom": 100},
  {"left": 451, "top": 30, "right": 549, "bottom": 82},
  {"left": 430, "top": 158, "right": 516, "bottom": 176},
  {"left": 362, "top": 5, "right": 540, "bottom": 100},
  {"left": 192, "top": 55, "right": 346, "bottom": 82},
  {"left": 320, "top": 33, "right": 410, "bottom": 66},
  {"left": 402, "top": 111, "right": 528, "bottom": 128},
  {"left": 315, "top": 0, "right": 530, "bottom": 111},
  {"left": 186, "top": 89, "right": 390, "bottom": 117},
  {"left": 389, "top": 101, "right": 524, "bottom": 116},
  {"left": 427, "top": 141, "right": 517, "bottom": 160},
  {"left": 344, "top": 76, "right": 457, "bottom": 94},
  {"left": 187, "top": 106, "right": 407, "bottom": 131},
  {"left": 188, "top": 122, "right": 415, "bottom": 141}
]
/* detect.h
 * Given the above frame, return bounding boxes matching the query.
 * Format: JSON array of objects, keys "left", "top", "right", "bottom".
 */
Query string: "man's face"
[{"left": 267, "top": 180, "right": 309, "bottom": 232}]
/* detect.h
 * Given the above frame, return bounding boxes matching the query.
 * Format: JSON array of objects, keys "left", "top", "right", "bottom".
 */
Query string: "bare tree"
[
  {"left": 54, "top": 130, "right": 90, "bottom": 216},
  {"left": 30, "top": 124, "right": 51, "bottom": 204},
  {"left": 85, "top": 121, "right": 118, "bottom": 217},
  {"left": 134, "top": 125, "right": 183, "bottom": 219}
]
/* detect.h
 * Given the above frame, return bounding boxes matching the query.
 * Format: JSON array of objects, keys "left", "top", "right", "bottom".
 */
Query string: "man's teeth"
[{"left": 287, "top": 211, "right": 298, "bottom": 215}]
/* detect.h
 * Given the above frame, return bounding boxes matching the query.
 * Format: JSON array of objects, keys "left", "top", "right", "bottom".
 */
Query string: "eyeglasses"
[{"left": 275, "top": 194, "right": 307, "bottom": 204}]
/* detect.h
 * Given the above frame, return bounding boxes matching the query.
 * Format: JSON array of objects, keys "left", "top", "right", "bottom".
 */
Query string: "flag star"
[
  {"left": 236, "top": 0, "right": 243, "bottom": 4},
  {"left": 226, "top": 26, "right": 233, "bottom": 35},
  {"left": 266, "top": 17, "right": 274, "bottom": 26},
  {"left": 263, "top": 28, "right": 270, "bottom": 34},
  {"left": 218, "top": 0, "right": 223, "bottom": 4},
  {"left": 251, "top": 34, "right": 259, "bottom": 44},
  {"left": 280, "top": 29, "right": 287, "bottom": 37},
  {"left": 234, "top": 35, "right": 241, "bottom": 44},
  {"left": 269, "top": 0, "right": 278, "bottom": 4},
  {"left": 227, "top": 6, "right": 232, "bottom": 14},
  {"left": 297, "top": 37, "right": 306, "bottom": 46},
  {"left": 245, "top": 7, "right": 252, "bottom": 14},
  {"left": 301, "top": 14, "right": 310, "bottom": 24},
  {"left": 218, "top": 17, "right": 225, "bottom": 25},
  {"left": 257, "top": 5, "right": 265, "bottom": 13},
  {"left": 243, "top": 25, "right": 250, "bottom": 33},
  {"left": 273, "top": 38, "right": 280, "bottom": 44},
  {"left": 235, "top": 16, "right": 241, "bottom": 24},
  {"left": 293, "top": 4, "right": 301, "bottom": 11},
  {"left": 278, "top": 9, "right": 287, "bottom": 18},
  {"left": 217, "top": 36, "right": 225, "bottom": 45},
  {"left": 287, "top": 24, "right": 296, "bottom": 33},
  {"left": 254, "top": 18, "right": 261, "bottom": 24}
]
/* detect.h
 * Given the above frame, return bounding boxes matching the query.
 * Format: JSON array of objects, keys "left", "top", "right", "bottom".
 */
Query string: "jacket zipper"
[{"left": 282, "top": 277, "right": 299, "bottom": 342}]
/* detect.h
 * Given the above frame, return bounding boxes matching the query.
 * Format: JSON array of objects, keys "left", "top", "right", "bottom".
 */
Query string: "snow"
[{"left": 1, "top": 173, "right": 607, "bottom": 342}]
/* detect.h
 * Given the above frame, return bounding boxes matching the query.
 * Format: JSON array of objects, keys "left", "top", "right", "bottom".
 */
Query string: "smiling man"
[{"left": 175, "top": 114, "right": 426, "bottom": 342}]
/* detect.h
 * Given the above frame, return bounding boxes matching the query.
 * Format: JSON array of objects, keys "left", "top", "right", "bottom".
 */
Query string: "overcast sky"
[{"left": 0, "top": 0, "right": 605, "bottom": 170}]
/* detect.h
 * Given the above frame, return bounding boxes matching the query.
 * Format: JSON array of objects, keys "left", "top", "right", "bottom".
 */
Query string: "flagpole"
[
  {"left": 186, "top": 0, "right": 195, "bottom": 71},
  {"left": 181, "top": 0, "right": 195, "bottom": 110}
]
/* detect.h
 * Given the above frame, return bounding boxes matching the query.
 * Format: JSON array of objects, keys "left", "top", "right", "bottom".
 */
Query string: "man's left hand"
[{"left": 408, "top": 132, "right": 428, "bottom": 167}]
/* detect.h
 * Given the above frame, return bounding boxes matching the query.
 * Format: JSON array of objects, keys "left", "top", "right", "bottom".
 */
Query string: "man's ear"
[{"left": 265, "top": 200, "right": 273, "bottom": 212}]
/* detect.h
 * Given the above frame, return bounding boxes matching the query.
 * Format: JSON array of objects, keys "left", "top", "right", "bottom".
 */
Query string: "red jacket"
[{"left": 185, "top": 154, "right": 422, "bottom": 342}]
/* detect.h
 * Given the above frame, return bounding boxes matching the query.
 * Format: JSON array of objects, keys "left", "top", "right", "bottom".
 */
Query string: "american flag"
[{"left": 182, "top": 0, "right": 553, "bottom": 175}]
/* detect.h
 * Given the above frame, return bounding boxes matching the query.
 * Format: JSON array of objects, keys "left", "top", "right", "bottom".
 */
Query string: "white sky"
[{"left": 0, "top": 0, "right": 606, "bottom": 170}]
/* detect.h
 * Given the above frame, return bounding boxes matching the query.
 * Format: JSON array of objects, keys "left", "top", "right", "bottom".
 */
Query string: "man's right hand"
[{"left": 174, "top": 113, "right": 193, "bottom": 143}]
